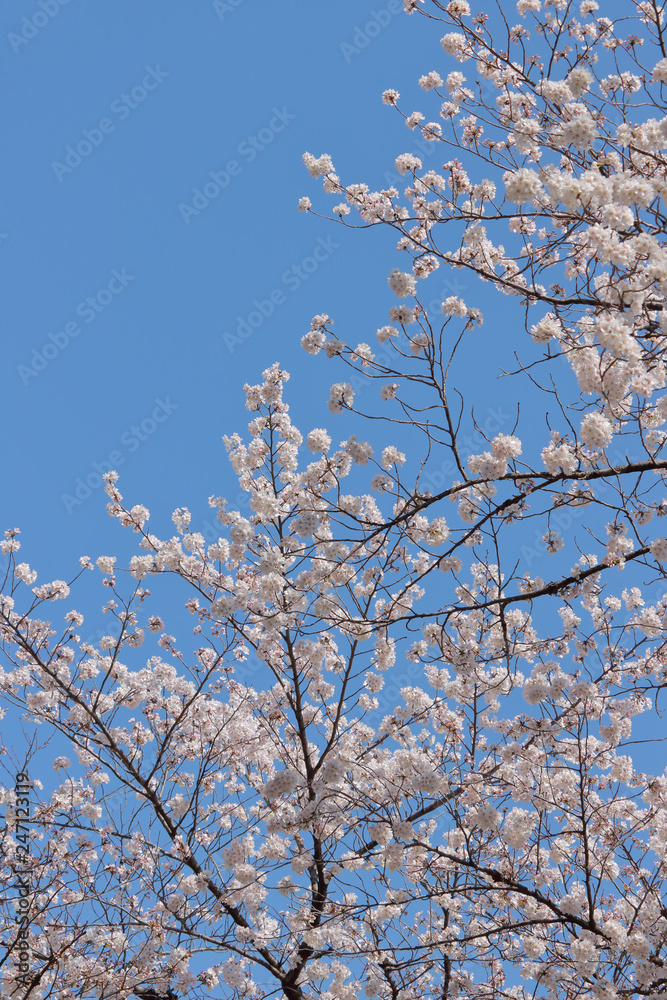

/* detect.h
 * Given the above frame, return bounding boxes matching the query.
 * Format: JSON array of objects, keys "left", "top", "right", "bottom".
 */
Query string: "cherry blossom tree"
[{"left": 3, "top": 1, "right": 667, "bottom": 998}]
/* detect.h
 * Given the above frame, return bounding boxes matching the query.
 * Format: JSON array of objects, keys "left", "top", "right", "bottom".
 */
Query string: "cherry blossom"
[{"left": 4, "top": 4, "right": 667, "bottom": 999}]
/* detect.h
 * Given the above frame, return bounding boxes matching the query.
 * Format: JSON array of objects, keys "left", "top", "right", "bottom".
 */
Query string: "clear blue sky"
[
  {"left": 0, "top": 0, "right": 639, "bottom": 604},
  {"left": 2, "top": 3, "right": 664, "bottom": 980},
  {"left": 1, "top": 0, "right": 462, "bottom": 580}
]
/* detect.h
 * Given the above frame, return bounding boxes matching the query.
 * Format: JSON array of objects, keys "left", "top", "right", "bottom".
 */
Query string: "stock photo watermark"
[
  {"left": 339, "top": 2, "right": 403, "bottom": 63},
  {"left": 12, "top": 771, "right": 32, "bottom": 986},
  {"left": 51, "top": 66, "right": 169, "bottom": 181},
  {"left": 178, "top": 107, "right": 297, "bottom": 224},
  {"left": 212, "top": 0, "right": 244, "bottom": 20},
  {"left": 61, "top": 396, "right": 179, "bottom": 514},
  {"left": 222, "top": 235, "right": 339, "bottom": 352},
  {"left": 8, "top": 0, "right": 72, "bottom": 53},
  {"left": 17, "top": 268, "right": 135, "bottom": 385}
]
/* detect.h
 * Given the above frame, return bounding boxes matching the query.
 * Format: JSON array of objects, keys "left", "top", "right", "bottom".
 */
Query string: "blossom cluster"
[{"left": 3, "top": 3, "right": 667, "bottom": 999}]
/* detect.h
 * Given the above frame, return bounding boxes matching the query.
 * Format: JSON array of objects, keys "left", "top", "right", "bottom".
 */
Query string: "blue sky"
[
  {"left": 2, "top": 3, "right": 666, "bottom": 986},
  {"left": 3, "top": 0, "right": 584, "bottom": 753},
  {"left": 1, "top": 0, "right": 652, "bottom": 611},
  {"left": 1, "top": 0, "right": 452, "bottom": 581}
]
